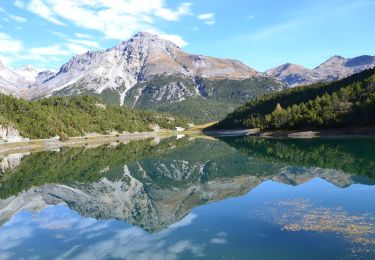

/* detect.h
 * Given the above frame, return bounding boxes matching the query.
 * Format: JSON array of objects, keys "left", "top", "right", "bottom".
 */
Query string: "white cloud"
[
  {"left": 65, "top": 43, "right": 89, "bottom": 54},
  {"left": 198, "top": 12, "right": 215, "bottom": 25},
  {"left": 29, "top": 45, "right": 71, "bottom": 56},
  {"left": 0, "top": 226, "right": 33, "bottom": 250},
  {"left": 67, "top": 39, "right": 101, "bottom": 49},
  {"left": 74, "top": 33, "right": 92, "bottom": 39},
  {"left": 14, "top": 0, "right": 25, "bottom": 8},
  {"left": 0, "top": 7, "right": 27, "bottom": 23},
  {"left": 17, "top": 0, "right": 191, "bottom": 47},
  {"left": 9, "top": 14, "right": 27, "bottom": 23},
  {"left": 49, "top": 31, "right": 67, "bottom": 38},
  {"left": 0, "top": 33, "right": 23, "bottom": 53},
  {"left": 27, "top": 41, "right": 92, "bottom": 61},
  {"left": 168, "top": 213, "right": 197, "bottom": 229},
  {"left": 210, "top": 237, "right": 227, "bottom": 244},
  {"left": 27, "top": 0, "right": 66, "bottom": 25},
  {"left": 210, "top": 232, "right": 227, "bottom": 244},
  {"left": 156, "top": 33, "right": 188, "bottom": 47},
  {"left": 156, "top": 2, "right": 193, "bottom": 21},
  {"left": 0, "top": 31, "right": 99, "bottom": 69}
]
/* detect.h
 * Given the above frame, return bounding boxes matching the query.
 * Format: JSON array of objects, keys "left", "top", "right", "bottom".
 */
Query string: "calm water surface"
[{"left": 0, "top": 136, "right": 374, "bottom": 259}]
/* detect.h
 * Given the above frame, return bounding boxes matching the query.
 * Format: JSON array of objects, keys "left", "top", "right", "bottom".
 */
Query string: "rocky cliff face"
[
  {"left": 0, "top": 152, "right": 30, "bottom": 174},
  {"left": 0, "top": 125, "right": 27, "bottom": 143},
  {"left": 267, "top": 55, "right": 375, "bottom": 86}
]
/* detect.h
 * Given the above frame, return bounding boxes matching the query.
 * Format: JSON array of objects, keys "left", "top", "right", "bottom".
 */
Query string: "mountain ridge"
[{"left": 267, "top": 54, "right": 375, "bottom": 86}]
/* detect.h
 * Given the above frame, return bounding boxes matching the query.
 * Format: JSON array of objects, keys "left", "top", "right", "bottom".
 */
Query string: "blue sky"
[{"left": 0, "top": 0, "right": 374, "bottom": 71}]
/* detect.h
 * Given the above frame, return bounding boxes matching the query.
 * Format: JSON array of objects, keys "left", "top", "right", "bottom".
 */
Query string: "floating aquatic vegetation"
[{"left": 258, "top": 198, "right": 375, "bottom": 256}]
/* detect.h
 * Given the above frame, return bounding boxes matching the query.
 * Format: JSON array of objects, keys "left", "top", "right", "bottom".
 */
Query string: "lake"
[{"left": 0, "top": 136, "right": 375, "bottom": 259}]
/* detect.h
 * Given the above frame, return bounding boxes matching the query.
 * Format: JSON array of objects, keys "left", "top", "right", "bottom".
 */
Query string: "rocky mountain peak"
[
  {"left": 328, "top": 55, "right": 346, "bottom": 61},
  {"left": 316, "top": 55, "right": 346, "bottom": 69},
  {"left": 265, "top": 63, "right": 310, "bottom": 86},
  {"left": 19, "top": 64, "right": 37, "bottom": 71},
  {"left": 266, "top": 63, "right": 308, "bottom": 76},
  {"left": 16, "top": 65, "right": 40, "bottom": 82},
  {"left": 116, "top": 31, "right": 180, "bottom": 53}
]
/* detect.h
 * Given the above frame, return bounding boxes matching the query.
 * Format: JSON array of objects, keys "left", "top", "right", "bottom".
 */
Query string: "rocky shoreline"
[
  {"left": 203, "top": 126, "right": 375, "bottom": 138},
  {"left": 0, "top": 131, "right": 174, "bottom": 156}
]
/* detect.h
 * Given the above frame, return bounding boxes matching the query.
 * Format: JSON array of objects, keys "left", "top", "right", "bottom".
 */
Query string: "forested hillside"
[
  {"left": 214, "top": 68, "right": 375, "bottom": 130},
  {"left": 0, "top": 94, "right": 188, "bottom": 139}
]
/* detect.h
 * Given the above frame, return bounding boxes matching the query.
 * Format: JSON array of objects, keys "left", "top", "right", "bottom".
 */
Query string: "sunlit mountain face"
[{"left": 1, "top": 136, "right": 375, "bottom": 259}]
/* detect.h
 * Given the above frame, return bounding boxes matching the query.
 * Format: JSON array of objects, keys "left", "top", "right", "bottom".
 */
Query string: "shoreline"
[
  {"left": 0, "top": 130, "right": 175, "bottom": 156},
  {"left": 2, "top": 126, "right": 375, "bottom": 155},
  {"left": 203, "top": 126, "right": 375, "bottom": 138}
]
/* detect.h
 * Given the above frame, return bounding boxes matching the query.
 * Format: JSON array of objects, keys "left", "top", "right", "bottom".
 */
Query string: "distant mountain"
[
  {"left": 0, "top": 60, "right": 39, "bottom": 96},
  {"left": 0, "top": 60, "right": 56, "bottom": 97},
  {"left": 267, "top": 55, "right": 375, "bottom": 86}
]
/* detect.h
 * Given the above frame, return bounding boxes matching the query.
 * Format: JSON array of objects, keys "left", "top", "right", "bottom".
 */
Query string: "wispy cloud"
[
  {"left": 15, "top": 0, "right": 192, "bottom": 47},
  {"left": 210, "top": 232, "right": 227, "bottom": 244},
  {"left": 155, "top": 2, "right": 193, "bottom": 21},
  {"left": 0, "top": 6, "right": 27, "bottom": 23},
  {"left": 9, "top": 14, "right": 27, "bottom": 23},
  {"left": 74, "top": 33, "right": 92, "bottom": 39},
  {"left": 0, "top": 32, "right": 99, "bottom": 68},
  {"left": 67, "top": 39, "right": 101, "bottom": 49},
  {"left": 27, "top": 0, "right": 66, "bottom": 25},
  {"left": 198, "top": 13, "right": 215, "bottom": 25},
  {"left": 0, "top": 33, "right": 23, "bottom": 54}
]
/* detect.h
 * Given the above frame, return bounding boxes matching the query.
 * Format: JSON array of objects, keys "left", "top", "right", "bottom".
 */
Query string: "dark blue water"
[{"left": 0, "top": 136, "right": 374, "bottom": 259}]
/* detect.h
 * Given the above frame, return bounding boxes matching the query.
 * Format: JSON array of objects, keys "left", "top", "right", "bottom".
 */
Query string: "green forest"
[
  {"left": 222, "top": 136, "right": 375, "bottom": 178},
  {"left": 214, "top": 68, "right": 375, "bottom": 130},
  {"left": 0, "top": 138, "right": 189, "bottom": 199},
  {"left": 0, "top": 94, "right": 189, "bottom": 139}
]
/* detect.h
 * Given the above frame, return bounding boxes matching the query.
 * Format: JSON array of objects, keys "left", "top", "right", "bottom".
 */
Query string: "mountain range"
[
  {"left": 266, "top": 55, "right": 375, "bottom": 86},
  {"left": 1, "top": 32, "right": 374, "bottom": 122}
]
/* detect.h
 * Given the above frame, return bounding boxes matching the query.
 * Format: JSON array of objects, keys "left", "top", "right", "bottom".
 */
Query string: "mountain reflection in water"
[{"left": 0, "top": 136, "right": 375, "bottom": 259}]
